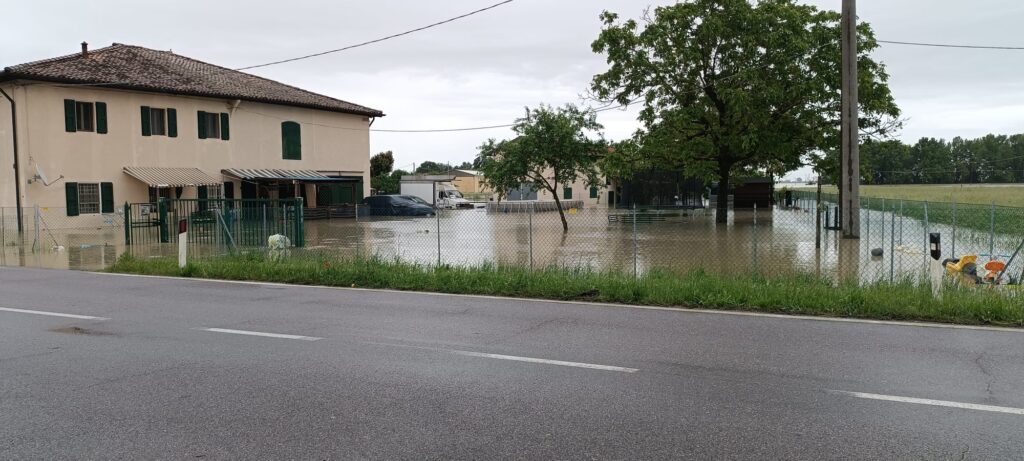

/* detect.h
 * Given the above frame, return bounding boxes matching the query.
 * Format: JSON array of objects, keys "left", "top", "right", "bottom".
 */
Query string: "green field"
[{"left": 786, "top": 184, "right": 1024, "bottom": 207}]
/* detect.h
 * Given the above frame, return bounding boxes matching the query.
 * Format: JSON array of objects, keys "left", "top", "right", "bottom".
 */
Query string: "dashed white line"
[
  {"left": 832, "top": 390, "right": 1024, "bottom": 416},
  {"left": 199, "top": 328, "right": 322, "bottom": 341},
  {"left": 450, "top": 350, "right": 639, "bottom": 373},
  {"left": 0, "top": 306, "right": 108, "bottom": 320}
]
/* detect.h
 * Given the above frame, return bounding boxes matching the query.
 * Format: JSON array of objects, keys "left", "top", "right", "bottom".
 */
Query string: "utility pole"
[{"left": 840, "top": 0, "right": 860, "bottom": 238}]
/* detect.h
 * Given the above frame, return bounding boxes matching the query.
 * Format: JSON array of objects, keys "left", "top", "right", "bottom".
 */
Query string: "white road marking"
[
  {"left": 199, "top": 328, "right": 322, "bottom": 341},
  {"left": 365, "top": 341, "right": 637, "bottom": 373},
  {"left": 832, "top": 390, "right": 1024, "bottom": 416},
  {"left": 450, "top": 350, "right": 638, "bottom": 372},
  {"left": 0, "top": 306, "right": 108, "bottom": 320}
]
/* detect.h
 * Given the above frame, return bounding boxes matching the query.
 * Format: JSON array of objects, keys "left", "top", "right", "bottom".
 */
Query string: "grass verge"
[{"left": 108, "top": 252, "right": 1024, "bottom": 327}]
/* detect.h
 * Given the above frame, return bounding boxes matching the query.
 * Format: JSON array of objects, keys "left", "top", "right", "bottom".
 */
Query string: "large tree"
[
  {"left": 477, "top": 104, "right": 604, "bottom": 232},
  {"left": 591, "top": 0, "right": 900, "bottom": 222},
  {"left": 370, "top": 151, "right": 395, "bottom": 178}
]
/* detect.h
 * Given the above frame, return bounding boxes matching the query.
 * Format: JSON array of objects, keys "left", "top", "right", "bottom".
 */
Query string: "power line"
[
  {"left": 235, "top": 0, "right": 516, "bottom": 71},
  {"left": 878, "top": 39, "right": 1024, "bottom": 51}
]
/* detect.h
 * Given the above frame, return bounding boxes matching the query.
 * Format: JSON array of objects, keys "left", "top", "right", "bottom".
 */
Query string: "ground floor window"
[{"left": 78, "top": 183, "right": 100, "bottom": 214}]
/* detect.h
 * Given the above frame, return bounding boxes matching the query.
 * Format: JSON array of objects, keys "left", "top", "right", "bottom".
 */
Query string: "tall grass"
[{"left": 109, "top": 252, "right": 1024, "bottom": 327}]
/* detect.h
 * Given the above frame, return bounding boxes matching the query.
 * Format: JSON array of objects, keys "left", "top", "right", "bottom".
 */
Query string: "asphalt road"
[{"left": 1, "top": 267, "right": 1023, "bottom": 460}]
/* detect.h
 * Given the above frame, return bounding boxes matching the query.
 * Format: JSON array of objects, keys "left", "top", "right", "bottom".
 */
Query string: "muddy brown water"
[{"left": 3, "top": 206, "right": 1021, "bottom": 284}]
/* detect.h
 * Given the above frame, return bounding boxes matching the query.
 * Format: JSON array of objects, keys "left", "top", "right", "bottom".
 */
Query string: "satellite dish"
[{"left": 31, "top": 164, "right": 64, "bottom": 186}]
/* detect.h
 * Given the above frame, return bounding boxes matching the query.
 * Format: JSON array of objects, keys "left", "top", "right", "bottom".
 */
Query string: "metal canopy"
[
  {"left": 222, "top": 168, "right": 360, "bottom": 182},
  {"left": 123, "top": 166, "right": 221, "bottom": 187}
]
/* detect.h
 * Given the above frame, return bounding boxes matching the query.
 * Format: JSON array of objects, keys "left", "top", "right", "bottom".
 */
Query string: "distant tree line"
[{"left": 848, "top": 135, "right": 1024, "bottom": 185}]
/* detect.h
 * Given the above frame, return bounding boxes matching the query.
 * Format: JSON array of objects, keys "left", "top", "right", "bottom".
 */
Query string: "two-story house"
[{"left": 0, "top": 42, "right": 383, "bottom": 226}]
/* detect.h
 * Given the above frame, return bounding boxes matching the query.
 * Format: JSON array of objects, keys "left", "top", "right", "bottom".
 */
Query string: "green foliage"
[
  {"left": 370, "top": 151, "right": 395, "bottom": 178},
  {"left": 110, "top": 252, "right": 1024, "bottom": 327},
  {"left": 414, "top": 161, "right": 450, "bottom": 175},
  {"left": 590, "top": 0, "right": 900, "bottom": 222},
  {"left": 371, "top": 168, "right": 408, "bottom": 195},
  {"left": 477, "top": 104, "right": 605, "bottom": 231}
]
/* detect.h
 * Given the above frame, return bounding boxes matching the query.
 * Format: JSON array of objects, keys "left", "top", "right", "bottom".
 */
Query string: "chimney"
[{"left": 81, "top": 42, "right": 88, "bottom": 57}]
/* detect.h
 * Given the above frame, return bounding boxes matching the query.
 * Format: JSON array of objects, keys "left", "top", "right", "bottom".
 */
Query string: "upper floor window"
[
  {"left": 63, "top": 99, "right": 107, "bottom": 134},
  {"left": 281, "top": 121, "right": 301, "bottom": 160},
  {"left": 76, "top": 102, "right": 94, "bottom": 131},
  {"left": 198, "top": 111, "right": 229, "bottom": 140},
  {"left": 141, "top": 106, "right": 177, "bottom": 137}
]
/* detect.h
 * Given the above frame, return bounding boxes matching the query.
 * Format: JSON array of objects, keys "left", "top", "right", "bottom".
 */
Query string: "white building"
[{"left": 0, "top": 43, "right": 383, "bottom": 224}]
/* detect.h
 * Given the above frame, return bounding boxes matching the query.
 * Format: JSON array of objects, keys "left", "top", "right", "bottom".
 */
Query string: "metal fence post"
[
  {"left": 951, "top": 201, "right": 957, "bottom": 259},
  {"left": 889, "top": 200, "right": 895, "bottom": 283},
  {"left": 632, "top": 203, "right": 638, "bottom": 278},
  {"left": 123, "top": 202, "right": 131, "bottom": 245},
  {"left": 262, "top": 204, "right": 268, "bottom": 244},
  {"left": 753, "top": 203, "right": 759, "bottom": 273},
  {"left": 923, "top": 201, "right": 930, "bottom": 272},
  {"left": 436, "top": 207, "right": 442, "bottom": 267},
  {"left": 989, "top": 202, "right": 996, "bottom": 260},
  {"left": 33, "top": 205, "right": 40, "bottom": 252},
  {"left": 528, "top": 201, "right": 534, "bottom": 271},
  {"left": 866, "top": 199, "right": 871, "bottom": 252}
]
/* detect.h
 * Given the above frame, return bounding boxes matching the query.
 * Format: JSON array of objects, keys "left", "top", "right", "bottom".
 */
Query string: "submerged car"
[{"left": 361, "top": 195, "right": 435, "bottom": 216}]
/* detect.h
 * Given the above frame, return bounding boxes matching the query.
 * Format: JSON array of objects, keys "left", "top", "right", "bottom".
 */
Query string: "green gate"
[{"left": 125, "top": 198, "right": 304, "bottom": 247}]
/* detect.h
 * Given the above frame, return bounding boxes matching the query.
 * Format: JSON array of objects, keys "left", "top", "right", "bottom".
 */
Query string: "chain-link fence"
[
  {"left": 284, "top": 195, "right": 1024, "bottom": 285},
  {"left": 4, "top": 194, "right": 1023, "bottom": 285},
  {"left": 0, "top": 206, "right": 124, "bottom": 270}
]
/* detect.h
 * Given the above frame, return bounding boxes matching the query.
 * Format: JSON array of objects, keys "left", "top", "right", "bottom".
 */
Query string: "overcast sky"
[{"left": 3, "top": 0, "right": 1023, "bottom": 179}]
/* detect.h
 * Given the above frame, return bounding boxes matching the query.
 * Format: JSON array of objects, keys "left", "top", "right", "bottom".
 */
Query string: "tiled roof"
[{"left": 1, "top": 43, "right": 384, "bottom": 117}]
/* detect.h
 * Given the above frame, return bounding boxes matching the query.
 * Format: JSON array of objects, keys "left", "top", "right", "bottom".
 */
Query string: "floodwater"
[{"left": 3, "top": 205, "right": 1022, "bottom": 284}]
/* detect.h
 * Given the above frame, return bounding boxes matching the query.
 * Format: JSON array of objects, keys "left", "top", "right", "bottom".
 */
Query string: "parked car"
[{"left": 361, "top": 195, "right": 435, "bottom": 216}]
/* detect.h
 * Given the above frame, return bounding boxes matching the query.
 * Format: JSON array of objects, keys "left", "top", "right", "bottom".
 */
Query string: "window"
[
  {"left": 281, "top": 121, "right": 301, "bottom": 160},
  {"left": 78, "top": 183, "right": 100, "bottom": 214},
  {"left": 563, "top": 187, "right": 573, "bottom": 200},
  {"left": 76, "top": 102, "right": 94, "bottom": 132},
  {"left": 141, "top": 106, "right": 177, "bottom": 137},
  {"left": 205, "top": 113, "right": 220, "bottom": 139},
  {"left": 150, "top": 108, "right": 166, "bottom": 136},
  {"left": 64, "top": 99, "right": 107, "bottom": 133},
  {"left": 198, "top": 111, "right": 229, "bottom": 140},
  {"left": 590, "top": 186, "right": 599, "bottom": 199}
]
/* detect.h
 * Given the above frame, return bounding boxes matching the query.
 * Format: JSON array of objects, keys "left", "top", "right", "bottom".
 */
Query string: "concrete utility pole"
[{"left": 840, "top": 0, "right": 860, "bottom": 238}]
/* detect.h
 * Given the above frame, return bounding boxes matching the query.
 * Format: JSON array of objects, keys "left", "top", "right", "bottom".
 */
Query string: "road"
[{"left": 1, "top": 267, "right": 1023, "bottom": 460}]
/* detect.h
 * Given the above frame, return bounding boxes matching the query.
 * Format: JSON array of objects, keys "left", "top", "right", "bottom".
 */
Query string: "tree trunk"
[
  {"left": 715, "top": 165, "right": 731, "bottom": 224},
  {"left": 550, "top": 185, "right": 569, "bottom": 233}
]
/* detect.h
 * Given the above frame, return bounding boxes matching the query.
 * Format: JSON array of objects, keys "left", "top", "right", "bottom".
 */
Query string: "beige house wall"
[
  {"left": 0, "top": 81, "right": 372, "bottom": 211},
  {"left": 486, "top": 168, "right": 610, "bottom": 208}
]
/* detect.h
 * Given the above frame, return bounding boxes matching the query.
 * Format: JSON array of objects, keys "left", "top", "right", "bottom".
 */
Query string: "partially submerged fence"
[{"left": 124, "top": 198, "right": 305, "bottom": 248}]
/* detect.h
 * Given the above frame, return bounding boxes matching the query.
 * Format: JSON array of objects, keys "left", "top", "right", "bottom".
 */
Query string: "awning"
[
  {"left": 123, "top": 167, "right": 221, "bottom": 187},
  {"left": 222, "top": 168, "right": 360, "bottom": 182}
]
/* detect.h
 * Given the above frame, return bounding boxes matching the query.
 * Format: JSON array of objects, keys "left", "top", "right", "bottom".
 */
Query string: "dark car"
[{"left": 361, "top": 195, "right": 435, "bottom": 216}]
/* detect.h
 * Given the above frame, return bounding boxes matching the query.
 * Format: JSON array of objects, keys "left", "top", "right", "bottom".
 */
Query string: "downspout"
[
  {"left": 0, "top": 86, "right": 23, "bottom": 233},
  {"left": 368, "top": 116, "right": 376, "bottom": 127}
]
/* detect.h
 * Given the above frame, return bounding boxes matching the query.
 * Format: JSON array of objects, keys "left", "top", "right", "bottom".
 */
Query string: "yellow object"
[
  {"left": 944, "top": 255, "right": 977, "bottom": 275},
  {"left": 568, "top": 208, "right": 577, "bottom": 215}
]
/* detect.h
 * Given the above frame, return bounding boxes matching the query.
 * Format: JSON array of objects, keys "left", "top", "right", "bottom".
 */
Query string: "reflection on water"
[{"left": 3, "top": 205, "right": 1021, "bottom": 284}]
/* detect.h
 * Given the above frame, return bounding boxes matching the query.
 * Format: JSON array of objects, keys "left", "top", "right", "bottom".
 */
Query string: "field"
[{"left": 784, "top": 184, "right": 1024, "bottom": 207}]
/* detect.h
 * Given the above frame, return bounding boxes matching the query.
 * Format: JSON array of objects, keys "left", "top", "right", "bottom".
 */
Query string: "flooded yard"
[{"left": 3, "top": 204, "right": 1022, "bottom": 284}]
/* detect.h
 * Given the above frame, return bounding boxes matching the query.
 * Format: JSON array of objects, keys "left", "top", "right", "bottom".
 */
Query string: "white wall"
[{"left": 0, "top": 81, "right": 373, "bottom": 210}]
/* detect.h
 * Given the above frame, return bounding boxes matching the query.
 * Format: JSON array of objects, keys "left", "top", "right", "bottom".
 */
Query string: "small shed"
[{"left": 732, "top": 177, "right": 773, "bottom": 209}]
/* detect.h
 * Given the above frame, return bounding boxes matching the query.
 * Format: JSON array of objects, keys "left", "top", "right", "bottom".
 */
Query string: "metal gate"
[{"left": 124, "top": 198, "right": 304, "bottom": 247}]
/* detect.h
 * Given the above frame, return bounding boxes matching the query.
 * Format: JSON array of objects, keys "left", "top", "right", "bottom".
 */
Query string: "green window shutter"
[
  {"left": 197, "top": 111, "right": 207, "bottom": 139},
  {"left": 64, "top": 99, "right": 77, "bottom": 132},
  {"left": 219, "top": 113, "right": 230, "bottom": 140},
  {"left": 355, "top": 180, "right": 364, "bottom": 201},
  {"left": 563, "top": 187, "right": 573, "bottom": 200},
  {"left": 281, "top": 121, "right": 301, "bottom": 160},
  {"left": 590, "top": 186, "right": 598, "bottom": 199},
  {"left": 167, "top": 108, "right": 177, "bottom": 137},
  {"left": 140, "top": 106, "right": 152, "bottom": 136},
  {"left": 223, "top": 181, "right": 234, "bottom": 199},
  {"left": 100, "top": 182, "right": 114, "bottom": 213},
  {"left": 65, "top": 182, "right": 80, "bottom": 216},
  {"left": 197, "top": 185, "right": 208, "bottom": 200},
  {"left": 95, "top": 102, "right": 108, "bottom": 134}
]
